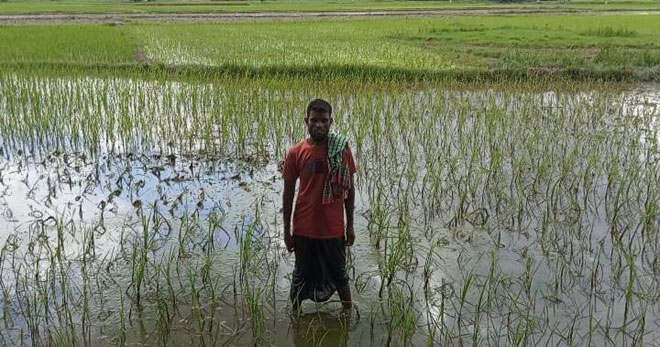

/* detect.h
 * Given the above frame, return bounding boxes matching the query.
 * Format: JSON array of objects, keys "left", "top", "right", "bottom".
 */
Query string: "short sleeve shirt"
[{"left": 282, "top": 139, "right": 357, "bottom": 239}]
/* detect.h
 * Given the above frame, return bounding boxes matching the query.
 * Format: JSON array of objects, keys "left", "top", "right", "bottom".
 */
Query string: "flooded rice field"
[{"left": 0, "top": 73, "right": 659, "bottom": 346}]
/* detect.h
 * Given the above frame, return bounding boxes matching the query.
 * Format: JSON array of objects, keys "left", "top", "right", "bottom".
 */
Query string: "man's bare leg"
[{"left": 337, "top": 284, "right": 352, "bottom": 309}]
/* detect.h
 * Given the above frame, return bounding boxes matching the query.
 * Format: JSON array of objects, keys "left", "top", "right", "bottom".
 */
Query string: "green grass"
[
  {"left": 137, "top": 15, "right": 660, "bottom": 70},
  {"left": 406, "top": 15, "right": 660, "bottom": 70},
  {"left": 0, "top": 25, "right": 136, "bottom": 64},
  {"left": 4, "top": 14, "right": 658, "bottom": 81}
]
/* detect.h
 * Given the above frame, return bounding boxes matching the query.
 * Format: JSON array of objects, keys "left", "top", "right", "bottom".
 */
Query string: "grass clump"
[{"left": 580, "top": 26, "right": 638, "bottom": 37}]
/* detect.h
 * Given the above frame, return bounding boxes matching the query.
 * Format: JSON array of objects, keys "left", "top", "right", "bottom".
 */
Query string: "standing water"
[{"left": 0, "top": 74, "right": 659, "bottom": 346}]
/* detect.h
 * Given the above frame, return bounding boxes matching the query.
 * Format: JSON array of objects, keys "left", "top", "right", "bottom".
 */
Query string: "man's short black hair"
[{"left": 306, "top": 99, "right": 332, "bottom": 117}]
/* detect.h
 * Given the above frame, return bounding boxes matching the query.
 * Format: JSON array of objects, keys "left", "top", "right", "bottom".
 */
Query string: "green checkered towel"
[{"left": 323, "top": 132, "right": 351, "bottom": 205}]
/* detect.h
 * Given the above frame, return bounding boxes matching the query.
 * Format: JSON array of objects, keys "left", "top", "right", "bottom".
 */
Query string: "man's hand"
[
  {"left": 345, "top": 224, "right": 355, "bottom": 247},
  {"left": 284, "top": 231, "right": 294, "bottom": 252}
]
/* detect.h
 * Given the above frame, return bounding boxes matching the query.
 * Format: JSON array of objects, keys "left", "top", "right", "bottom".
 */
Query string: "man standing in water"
[{"left": 282, "top": 99, "right": 356, "bottom": 311}]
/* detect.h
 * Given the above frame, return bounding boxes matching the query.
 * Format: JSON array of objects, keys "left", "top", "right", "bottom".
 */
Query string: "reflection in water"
[
  {"left": 290, "top": 309, "right": 352, "bottom": 347},
  {"left": 1, "top": 74, "right": 660, "bottom": 346}
]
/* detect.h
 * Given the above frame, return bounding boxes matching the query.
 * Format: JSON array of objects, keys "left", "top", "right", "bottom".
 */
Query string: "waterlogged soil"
[
  {"left": 1, "top": 8, "right": 660, "bottom": 25},
  {"left": 0, "top": 74, "right": 659, "bottom": 346}
]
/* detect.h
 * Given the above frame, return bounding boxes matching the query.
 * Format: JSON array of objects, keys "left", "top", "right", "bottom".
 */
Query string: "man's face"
[{"left": 305, "top": 110, "right": 332, "bottom": 143}]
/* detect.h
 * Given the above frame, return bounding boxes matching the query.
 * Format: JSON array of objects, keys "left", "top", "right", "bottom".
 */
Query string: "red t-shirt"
[{"left": 282, "top": 139, "right": 357, "bottom": 239}]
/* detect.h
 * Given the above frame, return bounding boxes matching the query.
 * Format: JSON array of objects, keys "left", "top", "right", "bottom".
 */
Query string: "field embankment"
[
  {"left": 0, "top": 8, "right": 659, "bottom": 24},
  {"left": 1, "top": 0, "right": 659, "bottom": 15}
]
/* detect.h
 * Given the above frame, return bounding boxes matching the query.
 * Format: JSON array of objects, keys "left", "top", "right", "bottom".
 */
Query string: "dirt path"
[{"left": 1, "top": 8, "right": 659, "bottom": 25}]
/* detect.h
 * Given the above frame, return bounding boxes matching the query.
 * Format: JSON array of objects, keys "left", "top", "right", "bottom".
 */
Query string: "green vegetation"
[
  {"left": 0, "top": 73, "right": 658, "bottom": 345},
  {"left": 0, "top": 3, "right": 659, "bottom": 346},
  {"left": 1, "top": 14, "right": 659, "bottom": 81},
  {"left": 136, "top": 15, "right": 660, "bottom": 77},
  {"left": 0, "top": 25, "right": 135, "bottom": 64}
]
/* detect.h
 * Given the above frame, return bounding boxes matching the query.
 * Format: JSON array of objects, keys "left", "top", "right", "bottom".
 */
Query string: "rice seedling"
[
  {"left": 2, "top": 13, "right": 660, "bottom": 83},
  {"left": 0, "top": 68, "right": 658, "bottom": 345}
]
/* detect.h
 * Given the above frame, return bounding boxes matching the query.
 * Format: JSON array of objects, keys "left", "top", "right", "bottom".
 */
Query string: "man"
[{"left": 282, "top": 98, "right": 356, "bottom": 311}]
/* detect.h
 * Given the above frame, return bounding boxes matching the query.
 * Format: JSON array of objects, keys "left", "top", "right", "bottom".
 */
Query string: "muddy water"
[{"left": 0, "top": 74, "right": 659, "bottom": 346}]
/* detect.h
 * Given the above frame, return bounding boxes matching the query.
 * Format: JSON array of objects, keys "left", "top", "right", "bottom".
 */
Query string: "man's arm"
[
  {"left": 283, "top": 179, "right": 296, "bottom": 251},
  {"left": 344, "top": 175, "right": 355, "bottom": 246}
]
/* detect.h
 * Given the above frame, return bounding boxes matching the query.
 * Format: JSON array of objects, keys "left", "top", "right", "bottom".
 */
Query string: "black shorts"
[{"left": 290, "top": 235, "right": 349, "bottom": 303}]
